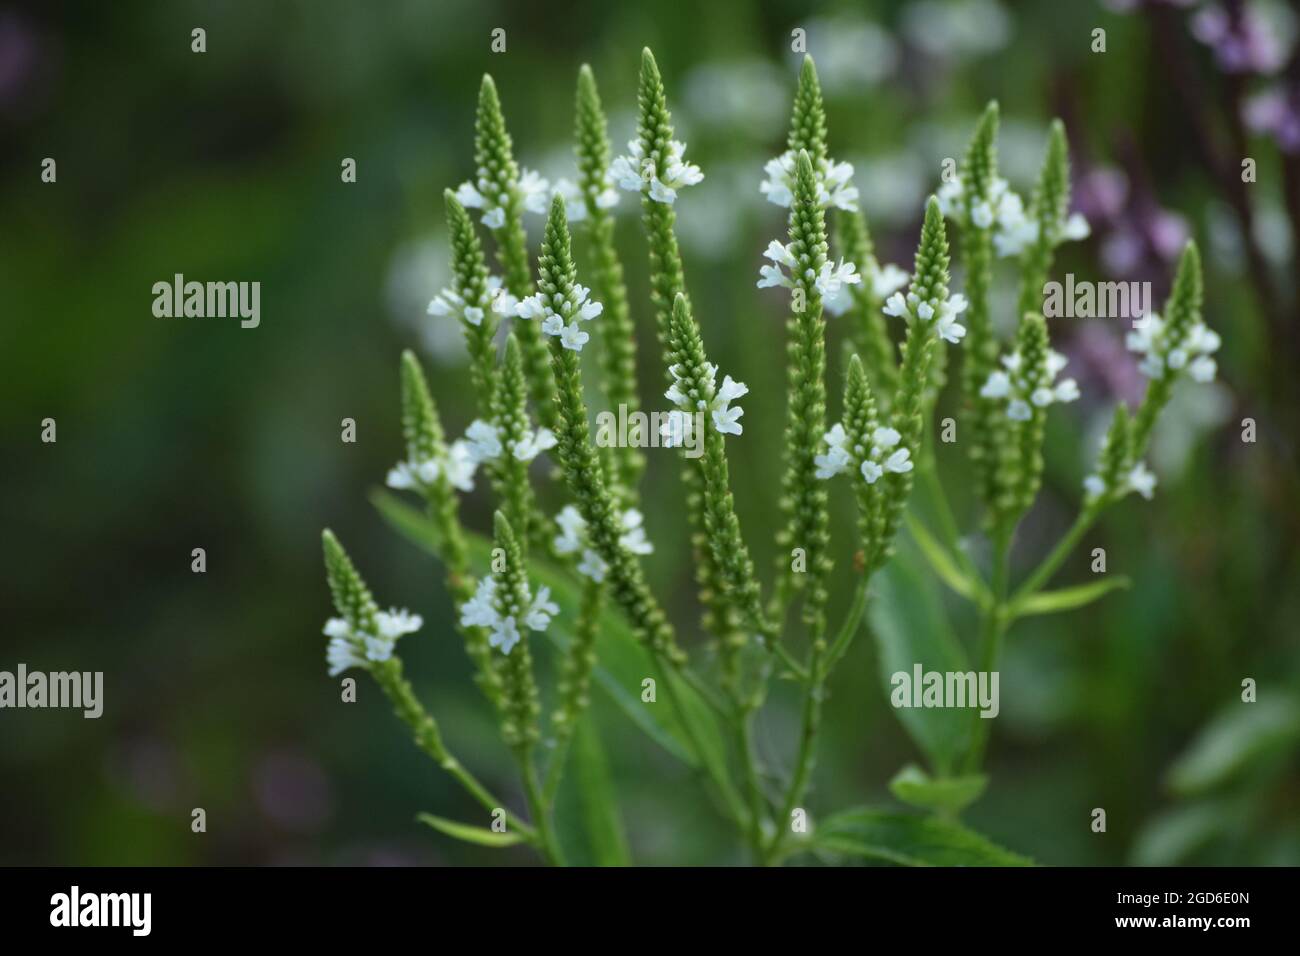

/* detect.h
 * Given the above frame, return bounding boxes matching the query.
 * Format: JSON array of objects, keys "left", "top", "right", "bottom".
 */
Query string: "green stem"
[
  {"left": 1009, "top": 509, "right": 1098, "bottom": 607},
  {"left": 518, "top": 751, "right": 565, "bottom": 866},
  {"left": 963, "top": 525, "right": 1011, "bottom": 773},
  {"left": 738, "top": 708, "right": 769, "bottom": 860}
]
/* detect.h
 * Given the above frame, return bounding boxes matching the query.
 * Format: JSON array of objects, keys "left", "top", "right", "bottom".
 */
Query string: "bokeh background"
[{"left": 2, "top": 0, "right": 1298, "bottom": 866}]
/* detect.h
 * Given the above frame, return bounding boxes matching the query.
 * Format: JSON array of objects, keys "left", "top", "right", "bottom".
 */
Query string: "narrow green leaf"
[
  {"left": 556, "top": 716, "right": 632, "bottom": 866},
  {"left": 888, "top": 764, "right": 988, "bottom": 815},
  {"left": 417, "top": 813, "right": 524, "bottom": 847},
  {"left": 812, "top": 807, "right": 1033, "bottom": 866},
  {"left": 1008, "top": 576, "right": 1131, "bottom": 619},
  {"left": 1167, "top": 696, "right": 1300, "bottom": 796},
  {"left": 905, "top": 514, "right": 983, "bottom": 602},
  {"left": 869, "top": 544, "right": 973, "bottom": 775}
]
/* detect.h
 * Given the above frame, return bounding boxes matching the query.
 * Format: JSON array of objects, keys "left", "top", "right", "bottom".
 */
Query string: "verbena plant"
[{"left": 319, "top": 52, "right": 1219, "bottom": 866}]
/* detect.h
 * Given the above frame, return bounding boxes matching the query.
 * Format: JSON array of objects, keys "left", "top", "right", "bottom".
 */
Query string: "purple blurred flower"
[
  {"left": 1074, "top": 165, "right": 1189, "bottom": 284},
  {"left": 1190, "top": 3, "right": 1287, "bottom": 75},
  {"left": 1243, "top": 84, "right": 1300, "bottom": 152},
  {"left": 253, "top": 750, "right": 334, "bottom": 832},
  {"left": 1066, "top": 322, "right": 1147, "bottom": 408}
]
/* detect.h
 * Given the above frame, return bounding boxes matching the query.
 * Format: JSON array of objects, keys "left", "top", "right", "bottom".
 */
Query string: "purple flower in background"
[
  {"left": 1190, "top": 2, "right": 1287, "bottom": 75},
  {"left": 1073, "top": 164, "right": 1189, "bottom": 286},
  {"left": 253, "top": 749, "right": 334, "bottom": 832},
  {"left": 1066, "top": 322, "right": 1147, "bottom": 408},
  {"left": 1244, "top": 84, "right": 1300, "bottom": 152}
]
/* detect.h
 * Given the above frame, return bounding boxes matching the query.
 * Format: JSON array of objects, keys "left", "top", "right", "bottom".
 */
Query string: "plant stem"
[
  {"left": 518, "top": 750, "right": 565, "bottom": 866},
  {"left": 964, "top": 524, "right": 1011, "bottom": 773},
  {"left": 1008, "top": 509, "right": 1097, "bottom": 607},
  {"left": 738, "top": 707, "right": 769, "bottom": 861}
]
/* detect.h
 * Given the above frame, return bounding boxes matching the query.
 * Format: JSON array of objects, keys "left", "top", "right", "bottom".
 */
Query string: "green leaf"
[
  {"left": 417, "top": 813, "right": 524, "bottom": 847},
  {"left": 554, "top": 715, "right": 632, "bottom": 866},
  {"left": 1167, "top": 695, "right": 1300, "bottom": 796},
  {"left": 372, "top": 489, "right": 744, "bottom": 821},
  {"left": 811, "top": 807, "right": 1033, "bottom": 866},
  {"left": 869, "top": 544, "right": 973, "bottom": 775},
  {"left": 906, "top": 514, "right": 984, "bottom": 603},
  {"left": 888, "top": 764, "right": 987, "bottom": 814},
  {"left": 1007, "top": 576, "right": 1130, "bottom": 619}
]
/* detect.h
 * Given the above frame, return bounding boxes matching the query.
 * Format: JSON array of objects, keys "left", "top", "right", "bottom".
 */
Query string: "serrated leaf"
[
  {"left": 869, "top": 544, "right": 973, "bottom": 775},
  {"left": 889, "top": 763, "right": 987, "bottom": 814},
  {"left": 417, "top": 813, "right": 524, "bottom": 847},
  {"left": 1007, "top": 576, "right": 1130, "bottom": 619},
  {"left": 812, "top": 807, "right": 1033, "bottom": 866}
]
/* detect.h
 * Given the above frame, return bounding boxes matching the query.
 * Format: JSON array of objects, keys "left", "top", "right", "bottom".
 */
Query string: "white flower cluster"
[
  {"left": 936, "top": 175, "right": 1089, "bottom": 258},
  {"left": 1125, "top": 313, "right": 1220, "bottom": 383},
  {"left": 386, "top": 419, "right": 555, "bottom": 495},
  {"left": 759, "top": 150, "right": 859, "bottom": 211},
  {"left": 551, "top": 174, "right": 620, "bottom": 223},
  {"left": 553, "top": 505, "right": 653, "bottom": 582},
  {"left": 1084, "top": 461, "right": 1157, "bottom": 503},
  {"left": 757, "top": 240, "right": 862, "bottom": 300},
  {"left": 458, "top": 576, "right": 558, "bottom": 655},
  {"left": 455, "top": 168, "right": 550, "bottom": 230},
  {"left": 882, "top": 287, "right": 969, "bottom": 344},
  {"left": 428, "top": 274, "right": 518, "bottom": 328},
  {"left": 323, "top": 608, "right": 423, "bottom": 676},
  {"left": 515, "top": 282, "right": 604, "bottom": 352},
  {"left": 661, "top": 361, "right": 748, "bottom": 445},
  {"left": 611, "top": 139, "right": 704, "bottom": 204},
  {"left": 979, "top": 348, "right": 1080, "bottom": 421},
  {"left": 815, "top": 423, "right": 913, "bottom": 484},
  {"left": 825, "top": 261, "right": 909, "bottom": 317}
]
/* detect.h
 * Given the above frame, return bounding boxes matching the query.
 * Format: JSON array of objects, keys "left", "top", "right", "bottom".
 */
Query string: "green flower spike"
[
  {"left": 396, "top": 352, "right": 505, "bottom": 708},
  {"left": 1087, "top": 404, "right": 1135, "bottom": 511},
  {"left": 1131, "top": 242, "right": 1203, "bottom": 456},
  {"left": 494, "top": 334, "right": 540, "bottom": 555},
  {"left": 957, "top": 102, "right": 1003, "bottom": 512},
  {"left": 842, "top": 354, "right": 888, "bottom": 556},
  {"left": 776, "top": 149, "right": 834, "bottom": 640},
  {"left": 788, "top": 56, "right": 828, "bottom": 163},
  {"left": 876, "top": 196, "right": 952, "bottom": 570},
  {"left": 443, "top": 190, "right": 500, "bottom": 413},
  {"left": 576, "top": 64, "right": 643, "bottom": 503},
  {"left": 667, "top": 293, "right": 773, "bottom": 650},
  {"left": 473, "top": 75, "right": 557, "bottom": 425},
  {"left": 994, "top": 312, "right": 1052, "bottom": 521},
  {"left": 1016, "top": 120, "right": 1072, "bottom": 320},
  {"left": 490, "top": 511, "right": 542, "bottom": 751},
  {"left": 537, "top": 194, "right": 683, "bottom": 663},
  {"left": 835, "top": 209, "right": 899, "bottom": 403}
]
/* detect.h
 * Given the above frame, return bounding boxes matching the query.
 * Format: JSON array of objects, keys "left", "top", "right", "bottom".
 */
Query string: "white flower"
[
  {"left": 385, "top": 432, "right": 482, "bottom": 496},
  {"left": 442, "top": 440, "right": 478, "bottom": 492},
  {"left": 816, "top": 421, "right": 911, "bottom": 484},
  {"left": 456, "top": 168, "right": 551, "bottom": 229},
  {"left": 491, "top": 615, "right": 521, "bottom": 654},
  {"left": 518, "top": 168, "right": 550, "bottom": 215},
  {"left": 884, "top": 285, "right": 968, "bottom": 345},
  {"left": 1127, "top": 462, "right": 1157, "bottom": 500},
  {"left": 611, "top": 138, "right": 703, "bottom": 205},
  {"left": 524, "top": 586, "right": 559, "bottom": 631},
  {"left": 815, "top": 258, "right": 862, "bottom": 299},
  {"left": 982, "top": 346, "right": 1078, "bottom": 420},
  {"left": 322, "top": 608, "right": 422, "bottom": 676},
  {"left": 577, "top": 549, "right": 608, "bottom": 582},
  {"left": 554, "top": 505, "right": 586, "bottom": 554},
  {"left": 618, "top": 509, "right": 654, "bottom": 555},
  {"left": 459, "top": 576, "right": 499, "bottom": 629},
  {"left": 464, "top": 419, "right": 503, "bottom": 462},
  {"left": 759, "top": 150, "right": 859, "bottom": 211},
  {"left": 515, "top": 280, "right": 603, "bottom": 353},
  {"left": 664, "top": 363, "right": 748, "bottom": 440},
  {"left": 1126, "top": 312, "right": 1220, "bottom": 384},
  {"left": 1083, "top": 460, "right": 1159, "bottom": 503},
  {"left": 512, "top": 427, "right": 557, "bottom": 462},
  {"left": 552, "top": 505, "right": 651, "bottom": 580}
]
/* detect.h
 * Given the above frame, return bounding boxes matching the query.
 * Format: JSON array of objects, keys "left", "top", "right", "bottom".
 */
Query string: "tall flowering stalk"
[
  {"left": 320, "top": 56, "right": 1222, "bottom": 868},
  {"left": 464, "top": 75, "right": 558, "bottom": 427},
  {"left": 574, "top": 65, "right": 642, "bottom": 504}
]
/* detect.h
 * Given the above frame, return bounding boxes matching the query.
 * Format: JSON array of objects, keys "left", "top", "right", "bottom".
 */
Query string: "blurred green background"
[{"left": 2, "top": 0, "right": 1298, "bottom": 866}]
